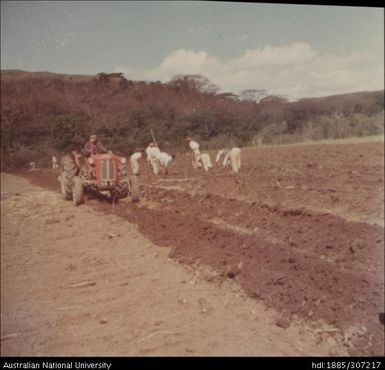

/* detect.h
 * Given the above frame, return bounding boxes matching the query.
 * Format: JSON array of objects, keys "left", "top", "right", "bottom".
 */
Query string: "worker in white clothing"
[
  {"left": 187, "top": 137, "right": 201, "bottom": 169},
  {"left": 224, "top": 147, "right": 241, "bottom": 174},
  {"left": 157, "top": 152, "right": 176, "bottom": 175},
  {"left": 216, "top": 147, "right": 241, "bottom": 173},
  {"left": 52, "top": 156, "right": 59, "bottom": 170},
  {"left": 130, "top": 151, "right": 142, "bottom": 175},
  {"left": 196, "top": 152, "right": 213, "bottom": 172},
  {"left": 145, "top": 143, "right": 161, "bottom": 175}
]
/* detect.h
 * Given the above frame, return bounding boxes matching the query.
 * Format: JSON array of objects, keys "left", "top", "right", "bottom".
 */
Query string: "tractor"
[{"left": 59, "top": 150, "right": 139, "bottom": 205}]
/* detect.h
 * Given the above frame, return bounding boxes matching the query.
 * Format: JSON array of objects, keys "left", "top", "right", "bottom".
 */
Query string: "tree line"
[{"left": 1, "top": 70, "right": 383, "bottom": 169}]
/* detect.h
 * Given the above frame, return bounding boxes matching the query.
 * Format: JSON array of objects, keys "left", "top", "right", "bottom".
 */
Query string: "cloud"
[
  {"left": 160, "top": 49, "right": 216, "bottom": 75},
  {"left": 115, "top": 43, "right": 384, "bottom": 100}
]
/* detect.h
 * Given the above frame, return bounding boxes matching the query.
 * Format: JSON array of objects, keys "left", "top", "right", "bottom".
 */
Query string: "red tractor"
[{"left": 59, "top": 151, "right": 139, "bottom": 205}]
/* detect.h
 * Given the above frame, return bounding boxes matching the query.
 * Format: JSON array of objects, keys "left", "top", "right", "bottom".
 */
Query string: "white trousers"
[
  {"left": 130, "top": 158, "right": 140, "bottom": 175},
  {"left": 229, "top": 148, "right": 241, "bottom": 174},
  {"left": 192, "top": 148, "right": 201, "bottom": 168},
  {"left": 199, "top": 153, "right": 213, "bottom": 172},
  {"left": 149, "top": 158, "right": 159, "bottom": 175}
]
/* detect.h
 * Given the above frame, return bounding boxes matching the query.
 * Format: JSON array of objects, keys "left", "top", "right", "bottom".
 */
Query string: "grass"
[{"left": 244, "top": 134, "right": 384, "bottom": 150}]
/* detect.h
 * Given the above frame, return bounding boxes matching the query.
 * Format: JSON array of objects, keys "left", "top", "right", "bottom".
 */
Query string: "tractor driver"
[{"left": 83, "top": 134, "right": 107, "bottom": 157}]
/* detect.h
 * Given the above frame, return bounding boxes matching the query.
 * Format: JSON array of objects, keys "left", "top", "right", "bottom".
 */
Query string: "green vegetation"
[{"left": 1, "top": 71, "right": 383, "bottom": 169}]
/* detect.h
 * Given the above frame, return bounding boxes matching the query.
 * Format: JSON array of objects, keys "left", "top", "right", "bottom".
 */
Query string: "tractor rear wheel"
[
  {"left": 72, "top": 176, "right": 83, "bottom": 206},
  {"left": 60, "top": 155, "right": 77, "bottom": 200}
]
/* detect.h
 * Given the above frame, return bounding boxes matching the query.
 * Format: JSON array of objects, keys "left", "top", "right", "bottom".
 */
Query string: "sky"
[{"left": 1, "top": 1, "right": 384, "bottom": 100}]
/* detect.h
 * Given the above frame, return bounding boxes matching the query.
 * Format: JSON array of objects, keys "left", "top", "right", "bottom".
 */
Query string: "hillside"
[{"left": 1, "top": 70, "right": 383, "bottom": 169}]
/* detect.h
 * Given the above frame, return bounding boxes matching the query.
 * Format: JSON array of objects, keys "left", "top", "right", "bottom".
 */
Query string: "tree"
[
  {"left": 240, "top": 89, "right": 268, "bottom": 102},
  {"left": 169, "top": 74, "right": 212, "bottom": 93},
  {"left": 218, "top": 92, "right": 239, "bottom": 101},
  {"left": 51, "top": 115, "right": 89, "bottom": 152},
  {"left": 97, "top": 73, "right": 110, "bottom": 83},
  {"left": 259, "top": 95, "right": 289, "bottom": 104}
]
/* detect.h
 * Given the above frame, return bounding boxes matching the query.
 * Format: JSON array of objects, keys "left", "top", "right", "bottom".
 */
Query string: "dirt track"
[{"left": 2, "top": 140, "right": 384, "bottom": 355}]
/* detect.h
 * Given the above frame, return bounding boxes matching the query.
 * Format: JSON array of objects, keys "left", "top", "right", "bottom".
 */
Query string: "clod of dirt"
[
  {"left": 276, "top": 318, "right": 291, "bottom": 329},
  {"left": 335, "top": 257, "right": 346, "bottom": 263},
  {"left": 325, "top": 245, "right": 334, "bottom": 249},
  {"left": 65, "top": 264, "right": 75, "bottom": 271},
  {"left": 198, "top": 298, "right": 211, "bottom": 314},
  {"left": 204, "top": 271, "right": 219, "bottom": 282},
  {"left": 178, "top": 297, "right": 187, "bottom": 304},
  {"left": 252, "top": 291, "right": 260, "bottom": 299},
  {"left": 350, "top": 240, "right": 365, "bottom": 250},
  {"left": 227, "top": 266, "right": 242, "bottom": 279},
  {"left": 288, "top": 258, "right": 296, "bottom": 264},
  {"left": 45, "top": 218, "right": 60, "bottom": 225},
  {"left": 99, "top": 319, "right": 108, "bottom": 324},
  {"left": 325, "top": 336, "right": 338, "bottom": 347},
  {"left": 356, "top": 326, "right": 367, "bottom": 337},
  {"left": 282, "top": 209, "right": 303, "bottom": 217}
]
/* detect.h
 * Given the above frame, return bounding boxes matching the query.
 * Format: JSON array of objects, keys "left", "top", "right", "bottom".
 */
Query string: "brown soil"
[
  {"left": 8, "top": 140, "right": 385, "bottom": 355},
  {"left": 1, "top": 173, "right": 348, "bottom": 356}
]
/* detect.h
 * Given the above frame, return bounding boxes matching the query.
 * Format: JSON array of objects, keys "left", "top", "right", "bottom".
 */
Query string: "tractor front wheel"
[
  {"left": 116, "top": 178, "right": 129, "bottom": 199},
  {"left": 116, "top": 176, "right": 139, "bottom": 202}
]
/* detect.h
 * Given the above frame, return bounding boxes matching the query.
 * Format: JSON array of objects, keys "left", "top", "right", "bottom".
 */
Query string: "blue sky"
[{"left": 1, "top": 1, "right": 384, "bottom": 99}]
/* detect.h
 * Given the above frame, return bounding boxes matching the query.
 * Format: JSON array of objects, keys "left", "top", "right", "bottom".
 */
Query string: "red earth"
[{"left": 17, "top": 140, "right": 384, "bottom": 355}]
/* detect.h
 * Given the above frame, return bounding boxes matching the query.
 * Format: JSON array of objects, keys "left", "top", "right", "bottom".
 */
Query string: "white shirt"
[
  {"left": 146, "top": 146, "right": 160, "bottom": 160},
  {"left": 157, "top": 152, "right": 174, "bottom": 168},
  {"left": 130, "top": 152, "right": 142, "bottom": 161},
  {"left": 189, "top": 141, "right": 200, "bottom": 151}
]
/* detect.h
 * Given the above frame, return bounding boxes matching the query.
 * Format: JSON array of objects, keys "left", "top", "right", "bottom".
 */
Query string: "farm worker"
[
  {"left": 83, "top": 134, "right": 107, "bottom": 157},
  {"left": 157, "top": 152, "right": 176, "bottom": 175},
  {"left": 145, "top": 142, "right": 161, "bottom": 175},
  {"left": 130, "top": 151, "right": 142, "bottom": 175},
  {"left": 187, "top": 137, "right": 201, "bottom": 169},
  {"left": 52, "top": 156, "right": 59, "bottom": 170},
  {"left": 223, "top": 147, "right": 241, "bottom": 174},
  {"left": 215, "top": 149, "right": 230, "bottom": 166},
  {"left": 196, "top": 153, "right": 213, "bottom": 172}
]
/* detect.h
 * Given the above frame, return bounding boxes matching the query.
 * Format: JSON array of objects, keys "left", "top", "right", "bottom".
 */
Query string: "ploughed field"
[{"left": 19, "top": 141, "right": 384, "bottom": 355}]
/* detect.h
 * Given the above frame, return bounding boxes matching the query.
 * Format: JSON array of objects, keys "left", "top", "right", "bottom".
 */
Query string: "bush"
[
  {"left": 300, "top": 112, "right": 384, "bottom": 142},
  {"left": 51, "top": 115, "right": 89, "bottom": 152},
  {"left": 259, "top": 121, "right": 288, "bottom": 144},
  {"left": 348, "top": 112, "right": 384, "bottom": 137},
  {"left": 1, "top": 141, "right": 56, "bottom": 170}
]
